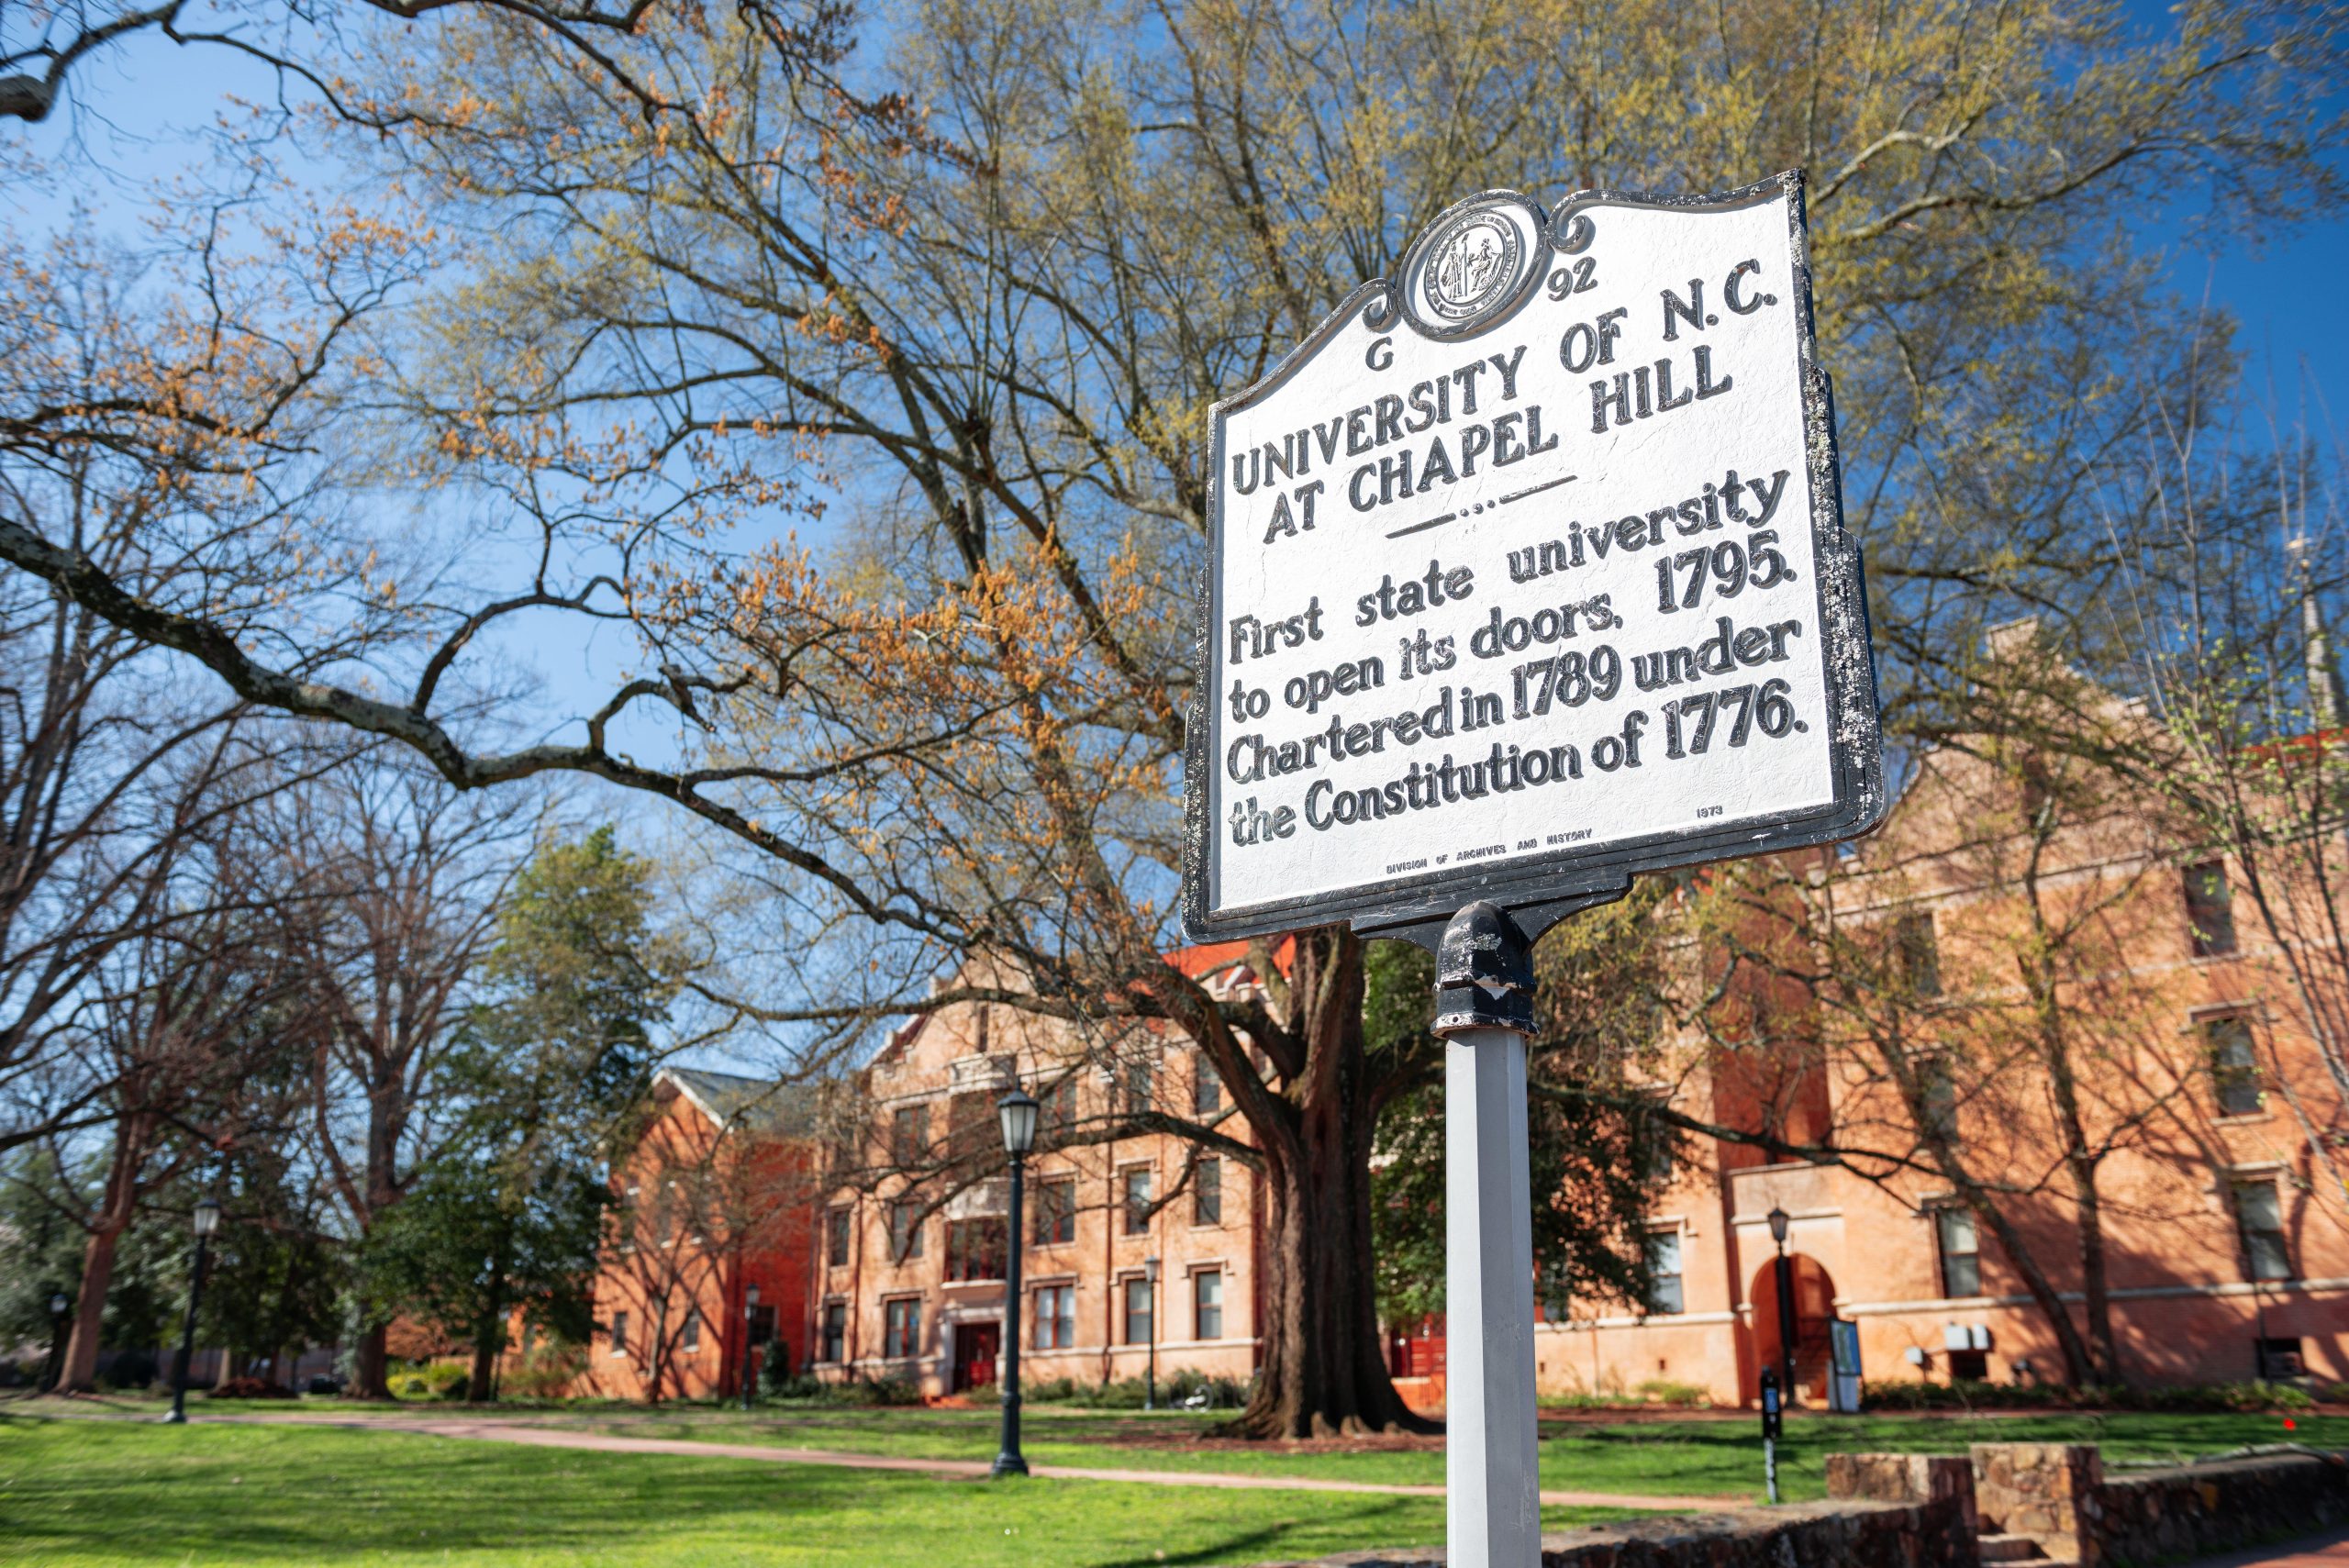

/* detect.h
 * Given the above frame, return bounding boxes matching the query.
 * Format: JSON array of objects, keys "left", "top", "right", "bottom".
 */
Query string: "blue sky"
[{"left": 6, "top": 3, "right": 2343, "bottom": 731}]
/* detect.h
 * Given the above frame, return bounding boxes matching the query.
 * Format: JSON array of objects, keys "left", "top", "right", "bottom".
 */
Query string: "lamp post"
[
  {"left": 1142, "top": 1255, "right": 1161, "bottom": 1412},
  {"left": 41, "top": 1291, "right": 69, "bottom": 1393},
  {"left": 1766, "top": 1205, "right": 1797, "bottom": 1407},
  {"left": 992, "top": 1088, "right": 1038, "bottom": 1479},
  {"left": 741, "top": 1284, "right": 761, "bottom": 1413},
  {"left": 166, "top": 1199, "right": 221, "bottom": 1424}
]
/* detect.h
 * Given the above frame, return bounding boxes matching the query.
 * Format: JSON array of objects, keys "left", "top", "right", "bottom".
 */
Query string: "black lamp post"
[
  {"left": 1142, "top": 1255, "right": 1161, "bottom": 1412},
  {"left": 741, "top": 1284, "right": 761, "bottom": 1413},
  {"left": 992, "top": 1088, "right": 1038, "bottom": 1479},
  {"left": 1766, "top": 1205, "right": 1797, "bottom": 1407},
  {"left": 41, "top": 1291, "right": 69, "bottom": 1393},
  {"left": 166, "top": 1198, "right": 221, "bottom": 1424}
]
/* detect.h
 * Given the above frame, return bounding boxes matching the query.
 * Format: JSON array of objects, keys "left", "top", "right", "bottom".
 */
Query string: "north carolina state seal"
[{"left": 1424, "top": 211, "right": 1521, "bottom": 321}]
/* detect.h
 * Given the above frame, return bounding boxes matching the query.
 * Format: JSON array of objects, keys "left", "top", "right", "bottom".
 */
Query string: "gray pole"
[
  {"left": 993, "top": 1154, "right": 1029, "bottom": 1476},
  {"left": 1431, "top": 902, "right": 1542, "bottom": 1568}
]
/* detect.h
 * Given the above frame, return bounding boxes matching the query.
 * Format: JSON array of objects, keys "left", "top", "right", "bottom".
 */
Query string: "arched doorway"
[{"left": 1750, "top": 1254, "right": 1838, "bottom": 1405}]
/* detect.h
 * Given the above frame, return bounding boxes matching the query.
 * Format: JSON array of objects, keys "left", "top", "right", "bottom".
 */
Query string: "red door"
[{"left": 952, "top": 1323, "right": 1001, "bottom": 1392}]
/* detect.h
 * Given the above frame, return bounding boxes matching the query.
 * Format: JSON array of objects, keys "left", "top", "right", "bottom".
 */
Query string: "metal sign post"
[
  {"left": 1760, "top": 1369, "right": 1784, "bottom": 1505},
  {"left": 1434, "top": 904, "right": 1542, "bottom": 1567},
  {"left": 1177, "top": 171, "right": 1885, "bottom": 1568}
]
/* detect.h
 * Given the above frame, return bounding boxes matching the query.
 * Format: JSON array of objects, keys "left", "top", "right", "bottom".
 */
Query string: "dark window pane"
[
  {"left": 2186, "top": 862, "right": 2238, "bottom": 957},
  {"left": 1645, "top": 1232, "right": 1684, "bottom": 1316},
  {"left": 1122, "top": 1168, "right": 1153, "bottom": 1235},
  {"left": 2208, "top": 1017, "right": 2262, "bottom": 1117},
  {"left": 2236, "top": 1182, "right": 2292, "bottom": 1282},
  {"left": 1194, "top": 1053, "right": 1223, "bottom": 1115},
  {"left": 1194, "top": 1158, "right": 1222, "bottom": 1226}
]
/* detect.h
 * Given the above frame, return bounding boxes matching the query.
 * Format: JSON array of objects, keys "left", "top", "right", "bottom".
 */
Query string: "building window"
[
  {"left": 678, "top": 1309, "right": 701, "bottom": 1353},
  {"left": 888, "top": 1199, "right": 926, "bottom": 1262},
  {"left": 1034, "top": 1284, "right": 1076, "bottom": 1351},
  {"left": 2186, "top": 861, "right": 2238, "bottom": 957},
  {"left": 609, "top": 1310, "right": 629, "bottom": 1357},
  {"left": 1935, "top": 1207, "right": 1981, "bottom": 1298},
  {"left": 1121, "top": 1058, "right": 1154, "bottom": 1118},
  {"left": 1041, "top": 1076, "right": 1076, "bottom": 1139},
  {"left": 2207, "top": 1016, "right": 2263, "bottom": 1118},
  {"left": 891, "top": 1104, "right": 930, "bottom": 1166},
  {"left": 1644, "top": 1230, "right": 1685, "bottom": 1316},
  {"left": 1037, "top": 1178, "right": 1077, "bottom": 1245},
  {"left": 2257, "top": 1337, "right": 2307, "bottom": 1379},
  {"left": 1193, "top": 1157, "right": 1223, "bottom": 1226},
  {"left": 1896, "top": 911, "right": 1942, "bottom": 998},
  {"left": 945, "top": 1218, "right": 1008, "bottom": 1283},
  {"left": 826, "top": 1205, "right": 853, "bottom": 1267},
  {"left": 1121, "top": 1166, "right": 1154, "bottom": 1235},
  {"left": 1918, "top": 1058, "right": 1960, "bottom": 1144},
  {"left": 1194, "top": 1270, "right": 1224, "bottom": 1340},
  {"left": 2235, "top": 1180, "right": 2292, "bottom": 1282},
  {"left": 820, "top": 1302, "right": 845, "bottom": 1363},
  {"left": 884, "top": 1296, "right": 923, "bottom": 1359},
  {"left": 1123, "top": 1277, "right": 1154, "bottom": 1345},
  {"left": 1194, "top": 1052, "right": 1223, "bottom": 1115}
]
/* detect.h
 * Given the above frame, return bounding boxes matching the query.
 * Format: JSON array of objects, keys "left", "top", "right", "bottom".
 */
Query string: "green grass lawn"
[
  {"left": 0, "top": 1415, "right": 1634, "bottom": 1567},
  {"left": 365, "top": 1401, "right": 2340, "bottom": 1505},
  {"left": 101, "top": 1395, "right": 2343, "bottom": 1507}
]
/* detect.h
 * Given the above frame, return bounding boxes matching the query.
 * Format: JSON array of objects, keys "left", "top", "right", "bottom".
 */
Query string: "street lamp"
[
  {"left": 992, "top": 1088, "right": 1039, "bottom": 1479},
  {"left": 1142, "top": 1255, "right": 1161, "bottom": 1412},
  {"left": 741, "top": 1284, "right": 762, "bottom": 1413},
  {"left": 166, "top": 1198, "right": 221, "bottom": 1424},
  {"left": 41, "top": 1291, "right": 69, "bottom": 1393},
  {"left": 1766, "top": 1205, "right": 1796, "bottom": 1407}
]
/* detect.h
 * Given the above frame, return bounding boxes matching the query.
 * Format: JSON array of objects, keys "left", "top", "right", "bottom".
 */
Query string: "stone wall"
[
  {"left": 1838, "top": 1440, "right": 2349, "bottom": 1566},
  {"left": 1971, "top": 1442, "right": 2101, "bottom": 1562},
  {"left": 2094, "top": 1448, "right": 2349, "bottom": 1566}
]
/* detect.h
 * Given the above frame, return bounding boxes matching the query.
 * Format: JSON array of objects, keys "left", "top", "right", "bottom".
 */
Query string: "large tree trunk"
[
  {"left": 1237, "top": 929, "right": 1431, "bottom": 1439},
  {"left": 353, "top": 1324, "right": 391, "bottom": 1400},
  {"left": 58, "top": 1114, "right": 151, "bottom": 1392}
]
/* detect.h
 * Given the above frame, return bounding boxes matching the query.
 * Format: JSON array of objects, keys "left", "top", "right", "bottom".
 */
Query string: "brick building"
[
  {"left": 1533, "top": 712, "right": 2349, "bottom": 1405},
  {"left": 567, "top": 1067, "right": 822, "bottom": 1402},
  {"left": 809, "top": 948, "right": 1264, "bottom": 1397}
]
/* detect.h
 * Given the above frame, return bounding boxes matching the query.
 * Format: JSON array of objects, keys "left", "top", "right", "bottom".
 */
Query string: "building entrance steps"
[{"left": 166, "top": 1409, "right": 1744, "bottom": 1512}]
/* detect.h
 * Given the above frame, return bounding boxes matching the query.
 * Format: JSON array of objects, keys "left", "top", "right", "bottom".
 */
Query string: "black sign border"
[{"left": 1179, "top": 169, "right": 1886, "bottom": 948}]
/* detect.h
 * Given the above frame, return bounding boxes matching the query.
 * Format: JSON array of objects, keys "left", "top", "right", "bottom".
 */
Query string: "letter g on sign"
[{"left": 1365, "top": 335, "right": 1395, "bottom": 373}]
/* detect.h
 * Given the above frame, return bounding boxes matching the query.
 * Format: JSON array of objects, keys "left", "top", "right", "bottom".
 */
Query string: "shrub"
[
  {"left": 1632, "top": 1378, "right": 1710, "bottom": 1408},
  {"left": 504, "top": 1342, "right": 586, "bottom": 1400},
  {"left": 1023, "top": 1376, "right": 1085, "bottom": 1405},
  {"left": 210, "top": 1375, "right": 298, "bottom": 1399},
  {"left": 1163, "top": 1367, "right": 1251, "bottom": 1410},
  {"left": 390, "top": 1361, "right": 471, "bottom": 1402},
  {"left": 763, "top": 1372, "right": 829, "bottom": 1401},
  {"left": 2321, "top": 1382, "right": 2349, "bottom": 1406},
  {"left": 831, "top": 1375, "right": 923, "bottom": 1407}
]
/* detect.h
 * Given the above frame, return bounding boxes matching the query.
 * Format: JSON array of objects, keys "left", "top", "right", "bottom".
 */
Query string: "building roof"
[{"left": 657, "top": 1066, "right": 818, "bottom": 1137}]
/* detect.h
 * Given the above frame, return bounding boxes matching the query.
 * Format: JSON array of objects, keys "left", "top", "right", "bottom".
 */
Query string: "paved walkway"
[
  {"left": 187, "top": 1409, "right": 1742, "bottom": 1512},
  {"left": 2196, "top": 1526, "right": 2349, "bottom": 1567}
]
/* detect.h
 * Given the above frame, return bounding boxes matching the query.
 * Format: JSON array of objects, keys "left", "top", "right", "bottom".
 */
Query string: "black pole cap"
[{"left": 1432, "top": 901, "right": 1536, "bottom": 1038}]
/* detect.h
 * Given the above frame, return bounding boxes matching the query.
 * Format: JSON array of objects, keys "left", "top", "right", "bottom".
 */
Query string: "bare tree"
[{"left": 272, "top": 766, "right": 537, "bottom": 1397}]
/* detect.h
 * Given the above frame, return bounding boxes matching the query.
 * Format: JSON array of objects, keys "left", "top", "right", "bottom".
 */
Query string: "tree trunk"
[
  {"left": 1237, "top": 929, "right": 1431, "bottom": 1439},
  {"left": 58, "top": 1114, "right": 151, "bottom": 1392},
  {"left": 352, "top": 1324, "right": 391, "bottom": 1401}
]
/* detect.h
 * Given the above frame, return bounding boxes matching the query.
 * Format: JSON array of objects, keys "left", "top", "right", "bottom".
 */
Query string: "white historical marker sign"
[{"left": 1182, "top": 172, "right": 1883, "bottom": 942}]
